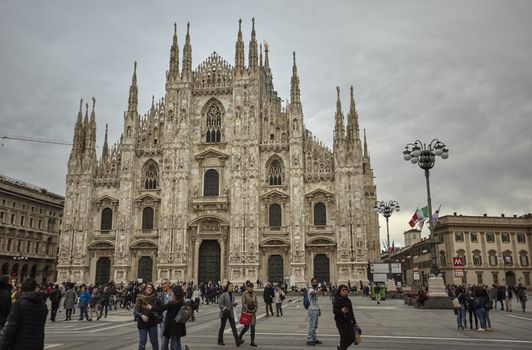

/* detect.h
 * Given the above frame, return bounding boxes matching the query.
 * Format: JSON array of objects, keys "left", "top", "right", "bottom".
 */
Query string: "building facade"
[
  {"left": 57, "top": 20, "right": 379, "bottom": 286},
  {"left": 0, "top": 174, "right": 64, "bottom": 286},
  {"left": 390, "top": 213, "right": 532, "bottom": 287}
]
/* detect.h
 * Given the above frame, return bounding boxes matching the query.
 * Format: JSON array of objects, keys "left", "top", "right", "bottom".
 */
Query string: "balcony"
[
  {"left": 191, "top": 196, "right": 229, "bottom": 211},
  {"left": 307, "top": 225, "right": 334, "bottom": 235},
  {"left": 261, "top": 226, "right": 289, "bottom": 236},
  {"left": 134, "top": 229, "right": 159, "bottom": 239}
]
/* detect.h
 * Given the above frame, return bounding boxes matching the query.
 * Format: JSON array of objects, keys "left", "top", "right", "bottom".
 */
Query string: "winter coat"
[
  {"left": 0, "top": 291, "right": 48, "bottom": 350},
  {"left": 263, "top": 286, "right": 274, "bottom": 304},
  {"left": 333, "top": 295, "right": 357, "bottom": 326},
  {"left": 218, "top": 292, "right": 237, "bottom": 319},
  {"left": 273, "top": 289, "right": 285, "bottom": 304},
  {"left": 49, "top": 289, "right": 61, "bottom": 305},
  {"left": 79, "top": 290, "right": 90, "bottom": 306},
  {"left": 153, "top": 301, "right": 186, "bottom": 337},
  {"left": 134, "top": 293, "right": 161, "bottom": 329},
  {"left": 63, "top": 288, "right": 77, "bottom": 309},
  {"left": 0, "top": 281, "right": 11, "bottom": 330},
  {"left": 241, "top": 290, "right": 258, "bottom": 325}
]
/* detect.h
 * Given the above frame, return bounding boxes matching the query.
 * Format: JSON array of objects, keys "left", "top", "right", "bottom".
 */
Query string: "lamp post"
[
  {"left": 403, "top": 139, "right": 449, "bottom": 276},
  {"left": 374, "top": 200, "right": 400, "bottom": 281}
]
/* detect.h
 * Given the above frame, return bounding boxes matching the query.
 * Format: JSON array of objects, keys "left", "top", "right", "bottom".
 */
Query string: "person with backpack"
[
  {"left": 306, "top": 277, "right": 323, "bottom": 346},
  {"left": 148, "top": 285, "right": 187, "bottom": 350},
  {"left": 273, "top": 286, "right": 285, "bottom": 317}
]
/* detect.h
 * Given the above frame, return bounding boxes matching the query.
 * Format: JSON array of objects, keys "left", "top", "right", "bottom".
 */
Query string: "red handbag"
[{"left": 239, "top": 311, "right": 252, "bottom": 325}]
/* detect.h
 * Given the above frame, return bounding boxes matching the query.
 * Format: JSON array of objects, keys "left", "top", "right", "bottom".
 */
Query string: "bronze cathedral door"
[{"left": 198, "top": 240, "right": 221, "bottom": 284}]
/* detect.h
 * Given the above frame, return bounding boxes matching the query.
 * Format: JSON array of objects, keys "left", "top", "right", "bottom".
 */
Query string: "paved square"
[{"left": 44, "top": 295, "right": 532, "bottom": 349}]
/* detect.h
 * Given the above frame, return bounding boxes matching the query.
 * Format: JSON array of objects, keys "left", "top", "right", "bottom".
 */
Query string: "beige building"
[
  {"left": 56, "top": 20, "right": 379, "bottom": 286},
  {"left": 390, "top": 213, "right": 532, "bottom": 287},
  {"left": 0, "top": 174, "right": 64, "bottom": 285}
]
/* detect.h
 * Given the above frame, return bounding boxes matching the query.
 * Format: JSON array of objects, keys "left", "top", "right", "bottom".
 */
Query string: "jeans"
[
  {"left": 218, "top": 316, "right": 239, "bottom": 344},
  {"left": 100, "top": 304, "right": 109, "bottom": 317},
  {"left": 161, "top": 336, "right": 180, "bottom": 350},
  {"left": 467, "top": 308, "right": 478, "bottom": 329},
  {"left": 307, "top": 309, "right": 319, "bottom": 342},
  {"left": 276, "top": 303, "right": 283, "bottom": 316},
  {"left": 50, "top": 302, "right": 60, "bottom": 321},
  {"left": 79, "top": 303, "right": 89, "bottom": 320},
  {"left": 456, "top": 305, "right": 465, "bottom": 328},
  {"left": 239, "top": 324, "right": 255, "bottom": 342},
  {"left": 265, "top": 302, "right": 273, "bottom": 316},
  {"left": 474, "top": 307, "right": 486, "bottom": 329},
  {"left": 138, "top": 325, "right": 159, "bottom": 350}
]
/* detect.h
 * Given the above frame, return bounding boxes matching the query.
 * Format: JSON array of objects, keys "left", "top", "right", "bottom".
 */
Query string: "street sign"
[
  {"left": 372, "top": 273, "right": 387, "bottom": 282},
  {"left": 413, "top": 272, "right": 420, "bottom": 280},
  {"left": 370, "top": 263, "right": 401, "bottom": 274},
  {"left": 454, "top": 269, "right": 464, "bottom": 277},
  {"left": 412, "top": 266, "right": 419, "bottom": 272},
  {"left": 453, "top": 257, "right": 464, "bottom": 267}
]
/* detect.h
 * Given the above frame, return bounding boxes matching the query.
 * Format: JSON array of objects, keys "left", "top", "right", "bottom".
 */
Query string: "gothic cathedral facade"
[{"left": 57, "top": 20, "right": 380, "bottom": 286}]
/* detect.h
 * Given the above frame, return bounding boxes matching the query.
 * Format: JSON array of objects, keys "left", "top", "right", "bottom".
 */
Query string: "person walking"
[
  {"left": 49, "top": 285, "right": 62, "bottom": 322},
  {"left": 0, "top": 275, "right": 12, "bottom": 331},
  {"left": 99, "top": 285, "right": 111, "bottom": 319},
  {"left": 0, "top": 278, "right": 48, "bottom": 350},
  {"left": 263, "top": 282, "right": 274, "bottom": 317},
  {"left": 489, "top": 285, "right": 498, "bottom": 310},
  {"left": 217, "top": 282, "right": 244, "bottom": 347},
  {"left": 497, "top": 285, "right": 505, "bottom": 310},
  {"left": 333, "top": 285, "right": 358, "bottom": 350},
  {"left": 239, "top": 282, "right": 258, "bottom": 347},
  {"left": 134, "top": 283, "right": 161, "bottom": 350},
  {"left": 274, "top": 286, "right": 285, "bottom": 317},
  {"left": 78, "top": 285, "right": 90, "bottom": 321},
  {"left": 63, "top": 283, "right": 77, "bottom": 321},
  {"left": 516, "top": 283, "right": 527, "bottom": 312},
  {"left": 148, "top": 285, "right": 187, "bottom": 350},
  {"left": 504, "top": 285, "right": 513, "bottom": 312},
  {"left": 306, "top": 277, "right": 323, "bottom": 346},
  {"left": 88, "top": 288, "right": 101, "bottom": 321}
]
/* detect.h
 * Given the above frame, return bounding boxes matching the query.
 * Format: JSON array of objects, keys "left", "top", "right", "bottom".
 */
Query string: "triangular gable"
[
  {"left": 195, "top": 148, "right": 229, "bottom": 160},
  {"left": 94, "top": 195, "right": 119, "bottom": 206},
  {"left": 306, "top": 188, "right": 334, "bottom": 198},
  {"left": 262, "top": 189, "right": 289, "bottom": 201},
  {"left": 135, "top": 194, "right": 160, "bottom": 204}
]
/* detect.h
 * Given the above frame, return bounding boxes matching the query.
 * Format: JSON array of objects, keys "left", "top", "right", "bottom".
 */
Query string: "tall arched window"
[
  {"left": 269, "top": 159, "right": 282, "bottom": 185},
  {"left": 269, "top": 204, "right": 282, "bottom": 228},
  {"left": 142, "top": 161, "right": 159, "bottom": 190},
  {"left": 100, "top": 208, "right": 113, "bottom": 231},
  {"left": 314, "top": 202, "right": 326, "bottom": 226},
  {"left": 142, "top": 207, "right": 154, "bottom": 230},
  {"left": 472, "top": 250, "right": 482, "bottom": 266},
  {"left": 503, "top": 250, "right": 513, "bottom": 266},
  {"left": 206, "top": 104, "right": 222, "bottom": 143},
  {"left": 204, "top": 169, "right": 219, "bottom": 197}
]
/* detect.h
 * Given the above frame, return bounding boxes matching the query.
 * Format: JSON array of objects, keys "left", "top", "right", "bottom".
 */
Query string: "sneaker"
[{"left": 478, "top": 328, "right": 485, "bottom": 331}]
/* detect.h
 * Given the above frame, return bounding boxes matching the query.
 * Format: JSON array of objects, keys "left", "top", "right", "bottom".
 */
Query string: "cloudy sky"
[{"left": 1, "top": 0, "right": 531, "bottom": 247}]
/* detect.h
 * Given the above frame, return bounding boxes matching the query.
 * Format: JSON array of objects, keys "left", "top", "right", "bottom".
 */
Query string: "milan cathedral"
[{"left": 57, "top": 19, "right": 379, "bottom": 286}]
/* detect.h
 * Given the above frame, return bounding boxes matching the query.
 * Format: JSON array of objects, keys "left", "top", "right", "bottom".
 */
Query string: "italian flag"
[{"left": 409, "top": 207, "right": 428, "bottom": 228}]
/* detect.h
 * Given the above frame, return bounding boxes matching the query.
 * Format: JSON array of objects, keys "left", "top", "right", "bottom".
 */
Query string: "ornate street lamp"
[
  {"left": 374, "top": 200, "right": 400, "bottom": 281},
  {"left": 403, "top": 139, "right": 449, "bottom": 276}
]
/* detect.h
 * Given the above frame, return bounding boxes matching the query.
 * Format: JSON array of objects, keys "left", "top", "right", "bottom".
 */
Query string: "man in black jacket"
[
  {"left": 263, "top": 282, "right": 274, "bottom": 317},
  {"left": 0, "top": 278, "right": 48, "bottom": 350},
  {"left": 0, "top": 275, "right": 12, "bottom": 331},
  {"left": 49, "top": 285, "right": 62, "bottom": 322}
]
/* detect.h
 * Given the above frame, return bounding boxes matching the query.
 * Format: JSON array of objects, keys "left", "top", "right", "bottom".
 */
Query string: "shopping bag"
[
  {"left": 353, "top": 324, "right": 362, "bottom": 345},
  {"left": 239, "top": 311, "right": 252, "bottom": 325}
]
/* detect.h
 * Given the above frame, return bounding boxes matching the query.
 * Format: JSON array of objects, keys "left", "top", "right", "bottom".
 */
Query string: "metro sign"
[{"left": 453, "top": 257, "right": 464, "bottom": 267}]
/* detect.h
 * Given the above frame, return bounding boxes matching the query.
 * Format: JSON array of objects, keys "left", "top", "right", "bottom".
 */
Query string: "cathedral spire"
[
  {"left": 248, "top": 18, "right": 258, "bottom": 71},
  {"left": 346, "top": 85, "right": 360, "bottom": 149},
  {"left": 290, "top": 51, "right": 301, "bottom": 105},
  {"left": 259, "top": 43, "right": 263, "bottom": 67},
  {"left": 101, "top": 123, "right": 109, "bottom": 164},
  {"left": 128, "top": 61, "right": 138, "bottom": 113},
  {"left": 334, "top": 87, "right": 345, "bottom": 146},
  {"left": 235, "top": 18, "right": 245, "bottom": 72},
  {"left": 167, "top": 23, "right": 179, "bottom": 82},
  {"left": 181, "top": 22, "right": 192, "bottom": 80},
  {"left": 363, "top": 128, "right": 369, "bottom": 160},
  {"left": 73, "top": 98, "right": 83, "bottom": 147}
]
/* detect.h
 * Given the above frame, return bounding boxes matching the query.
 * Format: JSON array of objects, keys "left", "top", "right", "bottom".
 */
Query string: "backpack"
[
  {"left": 303, "top": 290, "right": 310, "bottom": 309},
  {"left": 175, "top": 298, "right": 194, "bottom": 323}
]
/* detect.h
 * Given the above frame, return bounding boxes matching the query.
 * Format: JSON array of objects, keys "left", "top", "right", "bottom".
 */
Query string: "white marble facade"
[{"left": 57, "top": 20, "right": 379, "bottom": 286}]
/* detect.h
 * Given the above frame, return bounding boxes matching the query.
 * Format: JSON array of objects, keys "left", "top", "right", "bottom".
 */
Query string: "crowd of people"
[{"left": 447, "top": 283, "right": 528, "bottom": 331}]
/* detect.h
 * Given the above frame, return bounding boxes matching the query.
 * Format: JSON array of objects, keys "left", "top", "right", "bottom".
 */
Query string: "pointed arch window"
[
  {"left": 204, "top": 169, "right": 219, "bottom": 197},
  {"left": 314, "top": 202, "right": 327, "bottom": 226},
  {"left": 142, "top": 207, "right": 154, "bottom": 230},
  {"left": 100, "top": 208, "right": 113, "bottom": 231},
  {"left": 268, "top": 159, "right": 283, "bottom": 186},
  {"left": 206, "top": 104, "right": 222, "bottom": 143},
  {"left": 269, "top": 204, "right": 282, "bottom": 228},
  {"left": 142, "top": 161, "right": 159, "bottom": 190}
]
